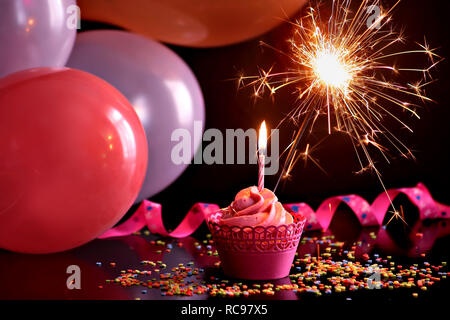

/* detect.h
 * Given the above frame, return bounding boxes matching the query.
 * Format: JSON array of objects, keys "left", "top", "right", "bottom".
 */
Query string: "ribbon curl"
[{"left": 99, "top": 183, "right": 449, "bottom": 239}]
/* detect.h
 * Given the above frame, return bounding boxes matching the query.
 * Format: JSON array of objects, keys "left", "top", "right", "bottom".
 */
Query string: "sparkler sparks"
[{"left": 240, "top": 0, "right": 441, "bottom": 225}]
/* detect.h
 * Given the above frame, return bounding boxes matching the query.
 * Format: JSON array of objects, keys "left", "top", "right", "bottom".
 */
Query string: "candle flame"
[{"left": 258, "top": 121, "right": 267, "bottom": 151}]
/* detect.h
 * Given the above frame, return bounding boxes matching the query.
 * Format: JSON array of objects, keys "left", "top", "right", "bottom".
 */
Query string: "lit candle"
[{"left": 258, "top": 121, "right": 267, "bottom": 192}]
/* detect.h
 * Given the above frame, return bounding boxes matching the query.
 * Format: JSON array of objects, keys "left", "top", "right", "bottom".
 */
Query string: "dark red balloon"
[{"left": 0, "top": 68, "right": 148, "bottom": 253}]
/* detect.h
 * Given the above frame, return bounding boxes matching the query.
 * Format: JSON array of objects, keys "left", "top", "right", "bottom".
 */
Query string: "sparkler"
[{"left": 240, "top": 0, "right": 441, "bottom": 224}]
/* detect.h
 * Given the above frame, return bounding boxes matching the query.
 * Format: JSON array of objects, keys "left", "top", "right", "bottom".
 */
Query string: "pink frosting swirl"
[{"left": 219, "top": 186, "right": 293, "bottom": 227}]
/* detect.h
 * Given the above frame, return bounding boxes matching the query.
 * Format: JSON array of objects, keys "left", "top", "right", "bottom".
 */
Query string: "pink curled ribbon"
[
  {"left": 98, "top": 202, "right": 220, "bottom": 239},
  {"left": 98, "top": 183, "right": 449, "bottom": 239}
]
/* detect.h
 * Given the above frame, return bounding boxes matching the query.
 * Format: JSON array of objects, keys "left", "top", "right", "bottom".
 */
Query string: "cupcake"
[{"left": 207, "top": 186, "right": 306, "bottom": 280}]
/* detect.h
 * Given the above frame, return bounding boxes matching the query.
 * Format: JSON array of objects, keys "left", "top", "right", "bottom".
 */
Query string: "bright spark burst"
[
  {"left": 312, "top": 50, "right": 352, "bottom": 89},
  {"left": 240, "top": 0, "right": 441, "bottom": 226}
]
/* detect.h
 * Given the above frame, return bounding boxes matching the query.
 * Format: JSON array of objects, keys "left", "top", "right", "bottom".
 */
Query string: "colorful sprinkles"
[{"left": 101, "top": 233, "right": 448, "bottom": 299}]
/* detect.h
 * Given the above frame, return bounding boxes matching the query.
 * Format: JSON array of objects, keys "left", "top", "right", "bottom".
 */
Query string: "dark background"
[
  {"left": 84, "top": 0, "right": 450, "bottom": 229},
  {"left": 0, "top": 1, "right": 448, "bottom": 307}
]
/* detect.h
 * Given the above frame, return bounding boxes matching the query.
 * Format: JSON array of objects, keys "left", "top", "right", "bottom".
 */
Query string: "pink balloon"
[
  {"left": 0, "top": 0, "right": 77, "bottom": 78},
  {"left": 67, "top": 30, "right": 205, "bottom": 202},
  {"left": 0, "top": 68, "right": 148, "bottom": 253}
]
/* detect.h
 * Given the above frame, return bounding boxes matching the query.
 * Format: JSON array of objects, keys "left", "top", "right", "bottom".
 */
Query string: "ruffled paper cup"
[{"left": 206, "top": 210, "right": 306, "bottom": 280}]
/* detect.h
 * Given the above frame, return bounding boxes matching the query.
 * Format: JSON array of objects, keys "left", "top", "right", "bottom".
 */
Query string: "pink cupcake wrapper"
[{"left": 206, "top": 212, "right": 306, "bottom": 280}]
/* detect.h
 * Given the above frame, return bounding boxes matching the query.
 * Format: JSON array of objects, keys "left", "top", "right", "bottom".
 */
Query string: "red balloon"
[{"left": 0, "top": 68, "right": 148, "bottom": 253}]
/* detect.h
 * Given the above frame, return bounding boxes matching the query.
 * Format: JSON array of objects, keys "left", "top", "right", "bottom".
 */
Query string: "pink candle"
[
  {"left": 258, "top": 154, "right": 265, "bottom": 192},
  {"left": 258, "top": 121, "right": 267, "bottom": 192}
]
